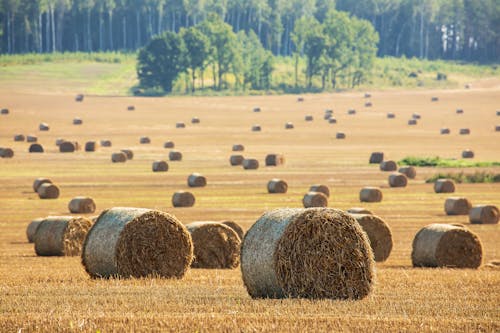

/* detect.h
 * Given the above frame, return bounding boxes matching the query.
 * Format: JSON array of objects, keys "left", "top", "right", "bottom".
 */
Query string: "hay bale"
[
  {"left": 445, "top": 197, "right": 472, "bottom": 215},
  {"left": 348, "top": 109, "right": 356, "bottom": 115},
  {"left": 347, "top": 207, "right": 373, "bottom": 215},
  {"left": 69, "top": 196, "right": 96, "bottom": 214},
  {"left": 309, "top": 184, "right": 330, "bottom": 198},
  {"left": 14, "top": 134, "right": 25, "bottom": 142},
  {"left": 84, "top": 141, "right": 96, "bottom": 152},
  {"left": 364, "top": 93, "right": 371, "bottom": 98},
  {"left": 188, "top": 173, "right": 206, "bottom": 187},
  {"left": 336, "top": 132, "right": 346, "bottom": 139},
  {"left": 328, "top": 118, "right": 337, "bottom": 124},
  {"left": 495, "top": 125, "right": 500, "bottom": 132},
  {"left": 172, "top": 191, "right": 195, "bottom": 207},
  {"left": 324, "top": 113, "right": 332, "bottom": 120},
  {"left": 176, "top": 122, "right": 186, "bottom": 128},
  {"left": 431, "top": 97, "right": 439, "bottom": 102},
  {"left": 252, "top": 125, "right": 261, "bottom": 132},
  {"left": 388, "top": 173, "right": 408, "bottom": 187},
  {"left": 164, "top": 141, "right": 175, "bottom": 148},
  {"left": 462, "top": 149, "right": 474, "bottom": 158},
  {"left": 411, "top": 223, "right": 482, "bottom": 268},
  {"left": 73, "top": 118, "right": 83, "bottom": 125},
  {"left": 39, "top": 123, "right": 50, "bottom": 131},
  {"left": 469, "top": 205, "right": 499, "bottom": 224},
  {"left": 285, "top": 122, "right": 294, "bottom": 129},
  {"left": 408, "top": 119, "right": 417, "bottom": 125},
  {"left": 26, "top": 218, "right": 44, "bottom": 243},
  {"left": 33, "top": 178, "right": 52, "bottom": 192},
  {"left": 169, "top": 150, "right": 183, "bottom": 161},
  {"left": 29, "top": 143, "right": 44, "bottom": 153},
  {"left": 456, "top": 109, "right": 464, "bottom": 114},
  {"left": 325, "top": 109, "right": 333, "bottom": 115},
  {"left": 232, "top": 144, "right": 244, "bottom": 151},
  {"left": 434, "top": 179, "right": 455, "bottom": 193},
  {"left": 230, "top": 154, "right": 244, "bottom": 166},
  {"left": 303, "top": 191, "right": 328, "bottom": 208},
  {"left": 412, "top": 113, "right": 421, "bottom": 119},
  {"left": 253, "top": 107, "right": 261, "bottom": 112},
  {"left": 497, "top": 110, "right": 500, "bottom": 116},
  {"left": 186, "top": 222, "right": 241, "bottom": 269},
  {"left": 1, "top": 108, "right": 9, "bottom": 114},
  {"left": 360, "top": 187, "right": 383, "bottom": 203},
  {"left": 26, "top": 135, "right": 37, "bottom": 143},
  {"left": 111, "top": 152, "right": 127, "bottom": 163},
  {"left": 243, "top": 158, "right": 259, "bottom": 170},
  {"left": 75, "top": 94, "right": 84, "bottom": 102},
  {"left": 364, "top": 102, "right": 372, "bottom": 107},
  {"left": 100, "top": 139, "right": 112, "bottom": 147},
  {"left": 121, "top": 149, "right": 133, "bottom": 160},
  {"left": 297, "top": 97, "right": 304, "bottom": 102},
  {"left": 59, "top": 141, "right": 77, "bottom": 153},
  {"left": 35, "top": 216, "right": 92, "bottom": 256},
  {"left": 221, "top": 221, "right": 244, "bottom": 240},
  {"left": 440, "top": 128, "right": 450, "bottom": 135},
  {"left": 265, "top": 154, "right": 285, "bottom": 166},
  {"left": 267, "top": 179, "right": 288, "bottom": 193},
  {"left": 387, "top": 113, "right": 395, "bottom": 119},
  {"left": 305, "top": 115, "right": 313, "bottom": 121},
  {"left": 82, "top": 207, "right": 193, "bottom": 278},
  {"left": 241, "top": 208, "right": 374, "bottom": 299},
  {"left": 152, "top": 160, "right": 169, "bottom": 172},
  {"left": 191, "top": 117, "right": 200, "bottom": 124},
  {"left": 380, "top": 160, "right": 398, "bottom": 171},
  {"left": 398, "top": 166, "right": 417, "bottom": 179},
  {"left": 140, "top": 136, "right": 151, "bottom": 144},
  {"left": 55, "top": 138, "right": 65, "bottom": 146},
  {"left": 0, "top": 147, "right": 14, "bottom": 158},
  {"left": 459, "top": 128, "right": 470, "bottom": 135},
  {"left": 369, "top": 152, "right": 384, "bottom": 164},
  {"left": 127, "top": 105, "right": 135, "bottom": 111},
  {"left": 349, "top": 213, "right": 393, "bottom": 262},
  {"left": 37, "top": 183, "right": 60, "bottom": 199}
]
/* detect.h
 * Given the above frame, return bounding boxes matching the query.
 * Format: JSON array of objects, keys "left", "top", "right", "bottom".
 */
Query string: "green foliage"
[
  {"left": 399, "top": 156, "right": 500, "bottom": 168},
  {"left": 237, "top": 31, "right": 274, "bottom": 91},
  {"left": 426, "top": 172, "right": 500, "bottom": 184},
  {"left": 180, "top": 26, "right": 210, "bottom": 92}
]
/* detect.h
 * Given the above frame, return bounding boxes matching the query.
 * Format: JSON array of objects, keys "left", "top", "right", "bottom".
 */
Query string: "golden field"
[{"left": 0, "top": 80, "right": 499, "bottom": 332}]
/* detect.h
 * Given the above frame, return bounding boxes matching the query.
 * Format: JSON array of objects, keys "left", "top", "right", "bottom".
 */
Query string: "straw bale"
[
  {"left": 176, "top": 122, "right": 186, "bottom": 128},
  {"left": 140, "top": 136, "right": 151, "bottom": 144},
  {"left": 39, "top": 123, "right": 49, "bottom": 131},
  {"left": 75, "top": 94, "right": 84, "bottom": 102},
  {"left": 462, "top": 150, "right": 474, "bottom": 158},
  {"left": 459, "top": 128, "right": 470, "bottom": 135},
  {"left": 388, "top": 173, "right": 408, "bottom": 187},
  {"left": 348, "top": 109, "right": 356, "bottom": 115},
  {"left": 285, "top": 122, "right": 294, "bottom": 129},
  {"left": 230, "top": 154, "right": 244, "bottom": 166},
  {"left": 297, "top": 97, "right": 304, "bottom": 102},
  {"left": 336, "top": 132, "right": 346, "bottom": 139},
  {"left": 172, "top": 191, "right": 195, "bottom": 207},
  {"left": 408, "top": 119, "right": 417, "bottom": 125},
  {"left": 350, "top": 213, "right": 393, "bottom": 262},
  {"left": 26, "top": 135, "right": 37, "bottom": 142},
  {"left": 0, "top": 148, "right": 14, "bottom": 158},
  {"left": 328, "top": 118, "right": 337, "bottom": 124},
  {"left": 265, "top": 154, "right": 285, "bottom": 166},
  {"left": 59, "top": 141, "right": 77, "bottom": 153},
  {"left": 1, "top": 108, "right": 9, "bottom": 114},
  {"left": 347, "top": 207, "right": 373, "bottom": 215},
  {"left": 152, "top": 160, "right": 169, "bottom": 172},
  {"left": 127, "top": 105, "right": 135, "bottom": 111},
  {"left": 434, "top": 179, "right": 455, "bottom": 193},
  {"left": 365, "top": 102, "right": 372, "bottom": 107},
  {"left": 253, "top": 107, "right": 261, "bottom": 112},
  {"left": 469, "top": 205, "right": 499, "bottom": 224},
  {"left": 308, "top": 184, "right": 330, "bottom": 198},
  {"left": 412, "top": 113, "right": 421, "bottom": 119},
  {"left": 243, "top": 158, "right": 259, "bottom": 170},
  {"left": 431, "top": 97, "right": 439, "bottom": 101},
  {"left": 26, "top": 218, "right": 44, "bottom": 243},
  {"left": 55, "top": 138, "right": 65, "bottom": 146},
  {"left": 303, "top": 192, "right": 328, "bottom": 208},
  {"left": 267, "top": 179, "right": 288, "bottom": 193},
  {"left": 232, "top": 144, "right": 244, "bottom": 151},
  {"left": 364, "top": 93, "right": 371, "bottom": 98},
  {"left": 169, "top": 150, "right": 183, "bottom": 161},
  {"left": 68, "top": 196, "right": 96, "bottom": 214},
  {"left": 495, "top": 125, "right": 500, "bottom": 132},
  {"left": 29, "top": 143, "right": 44, "bottom": 153},
  {"left": 164, "top": 141, "right": 175, "bottom": 148},
  {"left": 380, "top": 160, "right": 398, "bottom": 171},
  {"left": 100, "top": 139, "right": 112, "bottom": 147},
  {"left": 444, "top": 197, "right": 472, "bottom": 215},
  {"left": 369, "top": 152, "right": 384, "bottom": 164},
  {"left": 440, "top": 128, "right": 450, "bottom": 135},
  {"left": 35, "top": 216, "right": 92, "bottom": 256},
  {"left": 33, "top": 177, "right": 52, "bottom": 192},
  {"left": 252, "top": 125, "right": 262, "bottom": 132},
  {"left": 387, "top": 113, "right": 395, "bottom": 118},
  {"left": 359, "top": 187, "right": 383, "bottom": 202},
  {"left": 111, "top": 152, "right": 127, "bottom": 163},
  {"left": 221, "top": 221, "right": 244, "bottom": 240},
  {"left": 85, "top": 141, "right": 97, "bottom": 152},
  {"left": 305, "top": 115, "right": 313, "bottom": 121},
  {"left": 398, "top": 166, "right": 416, "bottom": 179},
  {"left": 37, "top": 183, "right": 60, "bottom": 199},
  {"left": 191, "top": 117, "right": 200, "bottom": 124},
  {"left": 121, "top": 149, "right": 133, "bottom": 160},
  {"left": 456, "top": 109, "right": 464, "bottom": 114},
  {"left": 14, "top": 134, "right": 25, "bottom": 142},
  {"left": 73, "top": 118, "right": 83, "bottom": 125},
  {"left": 188, "top": 173, "right": 206, "bottom": 187}
]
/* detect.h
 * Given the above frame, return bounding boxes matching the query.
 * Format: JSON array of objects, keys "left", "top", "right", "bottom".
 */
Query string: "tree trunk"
[
  {"left": 122, "top": 16, "right": 127, "bottom": 49},
  {"left": 45, "top": 11, "right": 50, "bottom": 52},
  {"left": 50, "top": 6, "right": 56, "bottom": 52},
  {"left": 87, "top": 9, "right": 92, "bottom": 52},
  {"left": 191, "top": 68, "right": 196, "bottom": 93},
  {"left": 108, "top": 11, "right": 114, "bottom": 50},
  {"left": 38, "top": 12, "right": 43, "bottom": 53},
  {"left": 294, "top": 53, "right": 299, "bottom": 88},
  {"left": 147, "top": 9, "right": 153, "bottom": 39},
  {"left": 157, "top": 8, "right": 163, "bottom": 34},
  {"left": 212, "top": 62, "right": 217, "bottom": 90},
  {"left": 7, "top": 11, "right": 11, "bottom": 54},
  {"left": 201, "top": 68, "right": 204, "bottom": 89},
  {"left": 99, "top": 11, "right": 104, "bottom": 51},
  {"left": 419, "top": 6, "right": 424, "bottom": 58},
  {"left": 136, "top": 11, "right": 141, "bottom": 48}
]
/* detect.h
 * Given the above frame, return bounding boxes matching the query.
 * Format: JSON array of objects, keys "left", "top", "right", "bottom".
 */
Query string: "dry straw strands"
[
  {"left": 14, "top": 134, "right": 25, "bottom": 141},
  {"left": 68, "top": 196, "right": 96, "bottom": 214},
  {"left": 152, "top": 160, "right": 169, "bottom": 172},
  {"left": 459, "top": 128, "right": 470, "bottom": 135},
  {"left": 120, "top": 149, "right": 134, "bottom": 160},
  {"left": 388, "top": 173, "right": 408, "bottom": 187},
  {"left": 0, "top": 147, "right": 14, "bottom": 158},
  {"left": 267, "top": 179, "right": 288, "bottom": 193},
  {"left": 172, "top": 191, "right": 195, "bottom": 207},
  {"left": 33, "top": 177, "right": 52, "bottom": 192},
  {"left": 164, "top": 141, "right": 175, "bottom": 148},
  {"left": 82, "top": 207, "right": 193, "bottom": 278},
  {"left": 185, "top": 222, "right": 241, "bottom": 269},
  {"left": 444, "top": 197, "right": 472, "bottom": 215},
  {"left": 434, "top": 179, "right": 456, "bottom": 193},
  {"left": 230, "top": 154, "right": 244, "bottom": 166},
  {"left": 37, "top": 183, "right": 60, "bottom": 199},
  {"left": 73, "top": 118, "right": 83, "bottom": 125},
  {"left": 243, "top": 158, "right": 259, "bottom": 170},
  {"left": 350, "top": 213, "right": 393, "bottom": 262},
  {"left": 232, "top": 144, "right": 244, "bottom": 151},
  {"left": 411, "top": 223, "right": 482, "bottom": 268},
  {"left": 111, "top": 152, "right": 127, "bottom": 163},
  {"left": 398, "top": 166, "right": 416, "bottom": 179},
  {"left": 221, "top": 221, "right": 244, "bottom": 240},
  {"left": 380, "top": 160, "right": 398, "bottom": 171},
  {"left": 369, "top": 152, "right": 384, "bottom": 164},
  {"left": 140, "top": 136, "right": 151, "bottom": 144},
  {"left": 169, "top": 150, "right": 183, "bottom": 161},
  {"left": 26, "top": 135, "right": 37, "bottom": 142},
  {"left": 100, "top": 139, "right": 112, "bottom": 147},
  {"left": 39, "top": 123, "right": 50, "bottom": 131},
  {"left": 35, "top": 216, "right": 92, "bottom": 256},
  {"left": 462, "top": 150, "right": 474, "bottom": 158},
  {"left": 188, "top": 173, "right": 207, "bottom": 187},
  {"left": 440, "top": 128, "right": 450, "bottom": 135},
  {"left": 303, "top": 191, "right": 328, "bottom": 208},
  {"left": 360, "top": 187, "right": 383, "bottom": 203},
  {"left": 347, "top": 207, "right": 373, "bottom": 215},
  {"left": 29, "top": 143, "right": 44, "bottom": 153},
  {"left": 241, "top": 208, "right": 374, "bottom": 299},
  {"left": 26, "top": 218, "right": 44, "bottom": 243},
  {"left": 59, "top": 141, "right": 77, "bottom": 153},
  {"left": 265, "top": 154, "right": 285, "bottom": 166},
  {"left": 469, "top": 205, "right": 499, "bottom": 224},
  {"left": 85, "top": 141, "right": 97, "bottom": 152},
  {"left": 309, "top": 184, "right": 330, "bottom": 198}
]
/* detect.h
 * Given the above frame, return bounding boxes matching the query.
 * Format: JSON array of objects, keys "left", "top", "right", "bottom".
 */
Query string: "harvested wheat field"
[{"left": 0, "top": 82, "right": 499, "bottom": 332}]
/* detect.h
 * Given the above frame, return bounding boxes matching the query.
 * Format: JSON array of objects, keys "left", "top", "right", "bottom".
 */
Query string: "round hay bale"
[
  {"left": 380, "top": 160, "right": 398, "bottom": 171},
  {"left": 172, "top": 191, "right": 195, "bottom": 207},
  {"left": 0, "top": 147, "right": 14, "bottom": 158},
  {"left": 69, "top": 196, "right": 96, "bottom": 214},
  {"left": 459, "top": 128, "right": 470, "bottom": 135},
  {"left": 431, "top": 97, "right": 439, "bottom": 102},
  {"left": 445, "top": 197, "right": 472, "bottom": 215},
  {"left": 186, "top": 222, "right": 241, "bottom": 269},
  {"left": 252, "top": 125, "right": 261, "bottom": 132},
  {"left": 14, "top": 134, "right": 25, "bottom": 142},
  {"left": 325, "top": 109, "right": 333, "bottom": 115},
  {"left": 285, "top": 122, "right": 294, "bottom": 129},
  {"left": 29, "top": 143, "right": 44, "bottom": 153},
  {"left": 364, "top": 92, "right": 371, "bottom": 98},
  {"left": 495, "top": 125, "right": 500, "bottom": 132},
  {"left": 232, "top": 144, "right": 244, "bottom": 152},
  {"left": 37, "top": 183, "right": 60, "bottom": 199},
  {"left": 303, "top": 191, "right": 328, "bottom": 208},
  {"left": 348, "top": 109, "right": 356, "bottom": 115},
  {"left": 456, "top": 109, "right": 464, "bottom": 114},
  {"left": 188, "top": 173, "right": 207, "bottom": 187},
  {"left": 411, "top": 223, "right": 482, "bottom": 268},
  {"left": 26, "top": 135, "right": 37, "bottom": 143},
  {"left": 1, "top": 108, "right": 9, "bottom": 114},
  {"left": 241, "top": 208, "right": 374, "bottom": 299},
  {"left": 365, "top": 102, "right": 372, "bottom": 107},
  {"left": 305, "top": 115, "right": 313, "bottom": 121},
  {"left": 360, "top": 187, "right": 383, "bottom": 203},
  {"left": 398, "top": 166, "right": 417, "bottom": 179},
  {"left": 230, "top": 154, "right": 244, "bottom": 166},
  {"left": 408, "top": 119, "right": 417, "bottom": 125},
  {"left": 73, "top": 118, "right": 83, "bottom": 125},
  {"left": 297, "top": 97, "right": 304, "bottom": 102},
  {"left": 336, "top": 132, "right": 346, "bottom": 139},
  {"left": 33, "top": 177, "right": 52, "bottom": 192},
  {"left": 265, "top": 154, "right": 285, "bottom": 166},
  {"left": 39, "top": 123, "right": 50, "bottom": 131},
  {"left": 82, "top": 207, "right": 193, "bottom": 278},
  {"left": 497, "top": 110, "right": 500, "bottom": 116},
  {"left": 191, "top": 117, "right": 200, "bottom": 124},
  {"left": 120, "top": 149, "right": 133, "bottom": 160},
  {"left": 35, "top": 216, "right": 92, "bottom": 256},
  {"left": 469, "top": 205, "right": 499, "bottom": 224},
  {"left": 243, "top": 158, "right": 259, "bottom": 170},
  {"left": 388, "top": 173, "right": 408, "bottom": 187},
  {"left": 347, "top": 207, "right": 373, "bottom": 215},
  {"left": 152, "top": 160, "right": 169, "bottom": 172},
  {"left": 324, "top": 113, "right": 332, "bottom": 120},
  {"left": 127, "top": 105, "right": 135, "bottom": 111},
  {"left": 369, "top": 152, "right": 384, "bottom": 164},
  {"left": 309, "top": 184, "right": 330, "bottom": 198},
  {"left": 164, "top": 141, "right": 175, "bottom": 148},
  {"left": 85, "top": 141, "right": 97, "bottom": 152},
  {"left": 221, "top": 221, "right": 244, "bottom": 240},
  {"left": 267, "top": 179, "right": 288, "bottom": 194},
  {"left": 111, "top": 152, "right": 127, "bottom": 163},
  {"left": 75, "top": 94, "right": 84, "bottom": 102},
  {"left": 412, "top": 113, "right": 421, "bottom": 119},
  {"left": 59, "top": 141, "right": 77, "bottom": 153},
  {"left": 462, "top": 149, "right": 474, "bottom": 158},
  {"left": 387, "top": 113, "right": 395, "bottom": 119},
  {"left": 55, "top": 138, "right": 65, "bottom": 146},
  {"left": 253, "top": 107, "right": 261, "bottom": 112},
  {"left": 100, "top": 139, "right": 112, "bottom": 147},
  {"left": 440, "top": 128, "right": 450, "bottom": 135},
  {"left": 169, "top": 150, "right": 183, "bottom": 161},
  {"left": 176, "top": 122, "right": 186, "bottom": 128},
  {"left": 139, "top": 136, "right": 151, "bottom": 144},
  {"left": 434, "top": 179, "right": 455, "bottom": 193},
  {"left": 349, "top": 213, "right": 393, "bottom": 262},
  {"left": 328, "top": 117, "right": 337, "bottom": 124},
  {"left": 26, "top": 218, "right": 44, "bottom": 243}
]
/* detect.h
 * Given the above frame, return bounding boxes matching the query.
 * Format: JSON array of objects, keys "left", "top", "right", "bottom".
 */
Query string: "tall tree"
[{"left": 180, "top": 26, "right": 209, "bottom": 92}]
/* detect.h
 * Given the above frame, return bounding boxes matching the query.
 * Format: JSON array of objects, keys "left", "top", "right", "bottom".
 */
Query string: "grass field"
[{"left": 0, "top": 71, "right": 499, "bottom": 331}]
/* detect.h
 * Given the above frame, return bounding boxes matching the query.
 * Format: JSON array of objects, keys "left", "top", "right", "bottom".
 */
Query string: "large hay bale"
[
  {"left": 252, "top": 125, "right": 261, "bottom": 132},
  {"left": 347, "top": 207, "right": 373, "bottom": 215},
  {"left": 369, "top": 152, "right": 384, "bottom": 164},
  {"left": 191, "top": 117, "right": 200, "bottom": 124},
  {"left": 176, "top": 122, "right": 186, "bottom": 128},
  {"left": 349, "top": 213, "right": 393, "bottom": 262},
  {"left": 408, "top": 119, "right": 417, "bottom": 125},
  {"left": 85, "top": 141, "right": 97, "bottom": 152},
  {"left": 387, "top": 113, "right": 395, "bottom": 119},
  {"left": 445, "top": 197, "right": 472, "bottom": 215},
  {"left": 221, "top": 220, "right": 244, "bottom": 240},
  {"left": 172, "top": 191, "right": 195, "bottom": 207},
  {"left": 305, "top": 115, "right": 313, "bottom": 121},
  {"left": 100, "top": 139, "right": 112, "bottom": 147},
  {"left": 29, "top": 143, "right": 44, "bottom": 153},
  {"left": 39, "top": 123, "right": 50, "bottom": 131},
  {"left": 309, "top": 184, "right": 330, "bottom": 198},
  {"left": 120, "top": 149, "right": 133, "bottom": 160},
  {"left": 336, "top": 132, "right": 346, "bottom": 139},
  {"left": 440, "top": 128, "right": 450, "bottom": 135},
  {"left": 469, "top": 205, "right": 499, "bottom": 224},
  {"left": 267, "top": 179, "right": 288, "bottom": 193},
  {"left": 285, "top": 122, "right": 294, "bottom": 129},
  {"left": 495, "top": 125, "right": 500, "bottom": 132},
  {"left": 186, "top": 222, "right": 241, "bottom": 269},
  {"left": 360, "top": 187, "right": 383, "bottom": 202},
  {"left": 169, "top": 150, "right": 183, "bottom": 161},
  {"left": 69, "top": 196, "right": 96, "bottom": 214},
  {"left": 462, "top": 149, "right": 474, "bottom": 158},
  {"left": 139, "top": 136, "right": 151, "bottom": 144},
  {"left": 434, "top": 179, "right": 455, "bottom": 193},
  {"left": 230, "top": 154, "right": 244, "bottom": 166},
  {"left": 33, "top": 177, "right": 52, "bottom": 192},
  {"left": 347, "top": 109, "right": 356, "bottom": 115},
  {"left": 232, "top": 144, "right": 244, "bottom": 151},
  {"left": 265, "top": 154, "right": 285, "bottom": 166},
  {"left": 82, "top": 207, "right": 193, "bottom": 278},
  {"left": 59, "top": 141, "right": 77, "bottom": 153},
  {"left": 26, "top": 218, "right": 44, "bottom": 243},
  {"left": 75, "top": 94, "right": 84, "bottom": 102},
  {"left": 111, "top": 152, "right": 127, "bottom": 163},
  {"left": 37, "top": 183, "right": 60, "bottom": 199},
  {"left": 497, "top": 111, "right": 500, "bottom": 116},
  {"left": 303, "top": 191, "right": 328, "bottom": 208},
  {"left": 14, "top": 134, "right": 25, "bottom": 142},
  {"left": 398, "top": 166, "right": 417, "bottom": 179},
  {"left": 73, "top": 118, "right": 83, "bottom": 125},
  {"left": 188, "top": 173, "right": 206, "bottom": 187},
  {"left": 164, "top": 141, "right": 175, "bottom": 148},
  {"left": 459, "top": 128, "right": 470, "bottom": 135},
  {"left": 241, "top": 208, "right": 374, "bottom": 299},
  {"left": 380, "top": 160, "right": 397, "bottom": 171},
  {"left": 243, "top": 158, "right": 259, "bottom": 170},
  {"left": 328, "top": 117, "right": 337, "bottom": 124},
  {"left": 411, "top": 223, "right": 482, "bottom": 268},
  {"left": 35, "top": 216, "right": 92, "bottom": 256},
  {"left": 1, "top": 108, "right": 9, "bottom": 114},
  {"left": 388, "top": 173, "right": 408, "bottom": 187},
  {"left": 26, "top": 135, "right": 37, "bottom": 142},
  {"left": 0, "top": 147, "right": 14, "bottom": 158},
  {"left": 152, "top": 160, "right": 169, "bottom": 172}
]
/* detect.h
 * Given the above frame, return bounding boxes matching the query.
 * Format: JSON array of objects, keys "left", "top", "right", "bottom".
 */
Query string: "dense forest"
[{"left": 0, "top": 0, "right": 499, "bottom": 63}]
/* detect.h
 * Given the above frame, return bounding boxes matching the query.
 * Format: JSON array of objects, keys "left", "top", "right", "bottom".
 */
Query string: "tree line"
[{"left": 0, "top": 0, "right": 498, "bottom": 63}]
